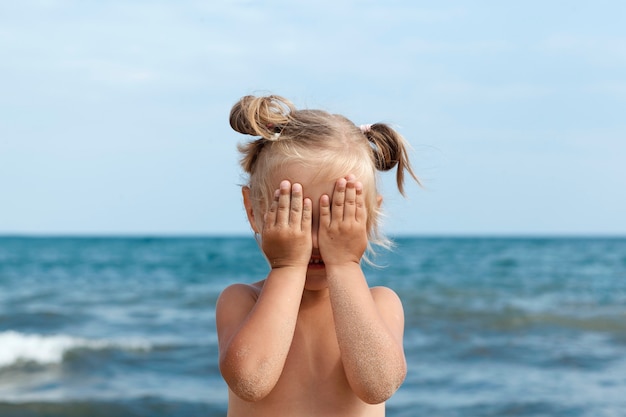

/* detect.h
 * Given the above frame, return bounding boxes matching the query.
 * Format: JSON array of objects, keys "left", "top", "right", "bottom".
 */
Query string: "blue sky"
[{"left": 1, "top": 0, "right": 625, "bottom": 236}]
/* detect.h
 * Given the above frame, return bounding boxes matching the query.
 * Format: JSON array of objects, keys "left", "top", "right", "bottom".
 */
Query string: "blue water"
[{"left": 1, "top": 237, "right": 625, "bottom": 417}]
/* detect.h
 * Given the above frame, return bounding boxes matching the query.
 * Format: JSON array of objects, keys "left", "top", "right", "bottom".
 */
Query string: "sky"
[{"left": 1, "top": 0, "right": 625, "bottom": 236}]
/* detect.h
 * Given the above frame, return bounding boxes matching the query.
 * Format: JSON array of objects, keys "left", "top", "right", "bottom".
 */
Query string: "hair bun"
[
  {"left": 229, "top": 95, "right": 295, "bottom": 140},
  {"left": 229, "top": 95, "right": 256, "bottom": 136}
]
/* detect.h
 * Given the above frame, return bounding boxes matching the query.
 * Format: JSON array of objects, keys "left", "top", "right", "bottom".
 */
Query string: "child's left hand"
[{"left": 318, "top": 175, "right": 368, "bottom": 265}]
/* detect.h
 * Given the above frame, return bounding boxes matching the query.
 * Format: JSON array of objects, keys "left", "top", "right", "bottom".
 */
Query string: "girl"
[{"left": 216, "top": 94, "right": 418, "bottom": 417}]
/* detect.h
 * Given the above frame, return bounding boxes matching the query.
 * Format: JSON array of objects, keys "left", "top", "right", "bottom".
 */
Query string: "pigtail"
[
  {"left": 229, "top": 95, "right": 295, "bottom": 140},
  {"left": 364, "top": 123, "right": 420, "bottom": 195}
]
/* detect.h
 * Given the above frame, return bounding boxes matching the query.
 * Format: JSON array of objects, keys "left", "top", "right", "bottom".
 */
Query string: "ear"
[
  {"left": 242, "top": 186, "right": 260, "bottom": 234},
  {"left": 376, "top": 194, "right": 383, "bottom": 208}
]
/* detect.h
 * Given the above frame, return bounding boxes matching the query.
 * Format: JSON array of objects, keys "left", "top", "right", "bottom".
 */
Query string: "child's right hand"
[{"left": 262, "top": 180, "right": 313, "bottom": 269}]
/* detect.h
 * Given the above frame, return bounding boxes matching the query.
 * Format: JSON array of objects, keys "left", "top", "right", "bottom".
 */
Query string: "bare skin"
[{"left": 216, "top": 164, "right": 407, "bottom": 417}]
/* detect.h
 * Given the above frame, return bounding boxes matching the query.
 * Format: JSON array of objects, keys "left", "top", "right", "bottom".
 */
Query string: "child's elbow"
[
  {"left": 357, "top": 382, "right": 401, "bottom": 405},
  {"left": 220, "top": 358, "right": 276, "bottom": 402},
  {"left": 229, "top": 379, "right": 273, "bottom": 403},
  {"left": 356, "top": 363, "right": 407, "bottom": 404}
]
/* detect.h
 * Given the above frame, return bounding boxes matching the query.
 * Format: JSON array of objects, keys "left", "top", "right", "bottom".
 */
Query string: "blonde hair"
[{"left": 230, "top": 94, "right": 419, "bottom": 254}]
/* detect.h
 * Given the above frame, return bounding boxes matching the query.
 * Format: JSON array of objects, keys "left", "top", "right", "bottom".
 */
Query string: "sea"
[{"left": 0, "top": 236, "right": 625, "bottom": 417}]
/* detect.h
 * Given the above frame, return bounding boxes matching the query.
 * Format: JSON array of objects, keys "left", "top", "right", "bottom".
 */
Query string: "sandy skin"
[{"left": 216, "top": 165, "right": 407, "bottom": 417}]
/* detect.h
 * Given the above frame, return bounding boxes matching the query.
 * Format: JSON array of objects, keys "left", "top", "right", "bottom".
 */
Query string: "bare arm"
[
  {"left": 319, "top": 177, "right": 407, "bottom": 404},
  {"left": 216, "top": 181, "right": 312, "bottom": 401},
  {"left": 326, "top": 267, "right": 407, "bottom": 404}
]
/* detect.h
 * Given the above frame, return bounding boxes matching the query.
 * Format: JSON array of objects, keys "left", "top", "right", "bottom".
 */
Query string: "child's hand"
[
  {"left": 318, "top": 175, "right": 368, "bottom": 266},
  {"left": 262, "top": 180, "right": 313, "bottom": 269}
]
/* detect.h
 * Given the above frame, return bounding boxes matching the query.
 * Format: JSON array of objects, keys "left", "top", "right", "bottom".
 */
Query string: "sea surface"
[{"left": 0, "top": 236, "right": 625, "bottom": 417}]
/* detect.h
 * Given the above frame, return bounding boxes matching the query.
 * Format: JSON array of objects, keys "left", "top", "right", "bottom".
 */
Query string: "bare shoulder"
[
  {"left": 216, "top": 281, "right": 265, "bottom": 313},
  {"left": 370, "top": 286, "right": 404, "bottom": 309},
  {"left": 370, "top": 286, "right": 405, "bottom": 338},
  {"left": 215, "top": 281, "right": 264, "bottom": 331},
  {"left": 215, "top": 280, "right": 266, "bottom": 356},
  {"left": 216, "top": 280, "right": 264, "bottom": 305}
]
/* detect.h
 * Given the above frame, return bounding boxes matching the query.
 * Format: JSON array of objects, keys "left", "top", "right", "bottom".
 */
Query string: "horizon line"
[{"left": 1, "top": 233, "right": 625, "bottom": 240}]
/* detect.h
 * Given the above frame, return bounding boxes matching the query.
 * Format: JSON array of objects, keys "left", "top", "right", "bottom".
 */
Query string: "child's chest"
[
  {"left": 282, "top": 302, "right": 346, "bottom": 384},
  {"left": 257, "top": 301, "right": 369, "bottom": 414}
]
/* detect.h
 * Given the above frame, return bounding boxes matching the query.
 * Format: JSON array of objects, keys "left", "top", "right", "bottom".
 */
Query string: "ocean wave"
[
  {"left": 0, "top": 398, "right": 225, "bottom": 417},
  {"left": 0, "top": 331, "right": 152, "bottom": 368}
]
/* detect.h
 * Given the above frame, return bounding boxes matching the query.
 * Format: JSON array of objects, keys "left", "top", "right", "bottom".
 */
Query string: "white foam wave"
[{"left": 0, "top": 330, "right": 151, "bottom": 367}]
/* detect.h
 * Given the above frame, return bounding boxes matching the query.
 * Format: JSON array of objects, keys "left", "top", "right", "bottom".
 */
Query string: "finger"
[
  {"left": 301, "top": 197, "right": 312, "bottom": 232},
  {"left": 355, "top": 181, "right": 367, "bottom": 223},
  {"left": 289, "top": 183, "right": 303, "bottom": 225},
  {"left": 276, "top": 180, "right": 291, "bottom": 225},
  {"left": 343, "top": 179, "right": 357, "bottom": 221},
  {"left": 264, "top": 188, "right": 280, "bottom": 226},
  {"left": 319, "top": 194, "right": 331, "bottom": 229},
  {"left": 331, "top": 178, "right": 347, "bottom": 221}
]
